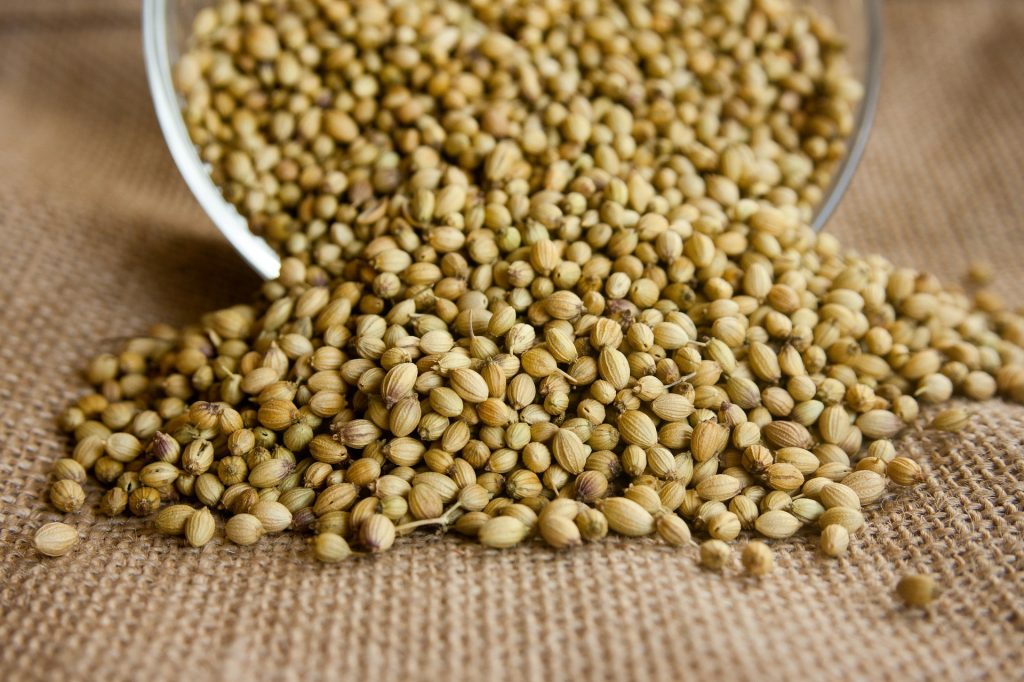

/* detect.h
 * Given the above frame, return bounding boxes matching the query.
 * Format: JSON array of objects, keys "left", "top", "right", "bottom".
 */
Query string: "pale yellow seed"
[
  {"left": 754, "top": 510, "right": 801, "bottom": 539},
  {"left": 185, "top": 507, "right": 216, "bottom": 548},
  {"left": 313, "top": 532, "right": 352, "bottom": 563},
  {"left": 540, "top": 515, "right": 582, "bottom": 549},
  {"left": 225, "top": 513, "right": 264, "bottom": 546},
  {"left": 820, "top": 524, "right": 849, "bottom": 557},
  {"left": 34, "top": 522, "right": 79, "bottom": 557},
  {"left": 741, "top": 541, "right": 774, "bottom": 577},
  {"left": 617, "top": 410, "right": 658, "bottom": 448},
  {"left": 887, "top": 457, "right": 925, "bottom": 485},
  {"left": 699, "top": 539, "right": 731, "bottom": 571},
  {"left": 478, "top": 516, "right": 530, "bottom": 548},
  {"left": 252, "top": 500, "right": 293, "bottom": 533},
  {"left": 600, "top": 497, "right": 655, "bottom": 537},
  {"left": 819, "top": 506, "right": 865, "bottom": 534},
  {"left": 154, "top": 504, "right": 195, "bottom": 536},
  {"left": 655, "top": 514, "right": 692, "bottom": 546}
]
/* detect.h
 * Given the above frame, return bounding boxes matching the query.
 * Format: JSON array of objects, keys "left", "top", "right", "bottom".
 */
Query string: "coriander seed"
[
  {"left": 896, "top": 574, "right": 937, "bottom": 608},
  {"left": 34, "top": 522, "right": 79, "bottom": 557}
]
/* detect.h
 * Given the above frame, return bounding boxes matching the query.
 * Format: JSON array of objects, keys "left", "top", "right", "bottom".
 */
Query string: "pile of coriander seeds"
[{"left": 39, "top": 0, "right": 1024, "bottom": 572}]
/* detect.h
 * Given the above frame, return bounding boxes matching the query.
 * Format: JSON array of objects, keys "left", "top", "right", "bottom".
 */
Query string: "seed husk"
[
  {"left": 540, "top": 515, "right": 582, "bottom": 549},
  {"left": 575, "top": 508, "right": 609, "bottom": 542},
  {"left": 754, "top": 510, "right": 802, "bottom": 539},
  {"left": 99, "top": 487, "right": 128, "bottom": 516},
  {"left": 929, "top": 407, "right": 971, "bottom": 432},
  {"left": 450, "top": 369, "right": 489, "bottom": 404},
  {"left": 34, "top": 522, "right": 79, "bottom": 557},
  {"left": 313, "top": 533, "right": 352, "bottom": 563},
  {"left": 842, "top": 470, "right": 887, "bottom": 505},
  {"left": 707, "top": 512, "right": 741, "bottom": 542},
  {"left": 360, "top": 514, "right": 397, "bottom": 552},
  {"left": 820, "top": 524, "right": 850, "bottom": 557},
  {"left": 762, "top": 421, "right": 814, "bottom": 449},
  {"left": 225, "top": 513, "right": 264, "bottom": 546},
  {"left": 252, "top": 500, "right": 293, "bottom": 533},
  {"left": 764, "top": 463, "right": 804, "bottom": 493},
  {"left": 50, "top": 479, "right": 86, "bottom": 513},
  {"left": 600, "top": 497, "right": 655, "bottom": 537},
  {"left": 819, "top": 507, "right": 866, "bottom": 534},
  {"left": 896, "top": 574, "right": 937, "bottom": 607},
  {"left": 618, "top": 411, "right": 658, "bottom": 448},
  {"left": 154, "top": 504, "right": 195, "bottom": 536},
  {"left": 691, "top": 421, "right": 729, "bottom": 462},
  {"left": 185, "top": 507, "right": 216, "bottom": 547},
  {"left": 249, "top": 458, "right": 295, "bottom": 489},
  {"left": 741, "top": 541, "right": 774, "bottom": 577},
  {"left": 695, "top": 474, "right": 741, "bottom": 502},
  {"left": 33, "top": 522, "right": 78, "bottom": 557},
  {"left": 791, "top": 498, "right": 826, "bottom": 525},
  {"left": 552, "top": 428, "right": 587, "bottom": 475},
  {"left": 820, "top": 483, "right": 862, "bottom": 510},
  {"left": 656, "top": 515, "right": 692, "bottom": 547},
  {"left": 699, "top": 539, "right": 731, "bottom": 571},
  {"left": 887, "top": 457, "right": 925, "bottom": 486},
  {"left": 381, "top": 363, "right": 418, "bottom": 408},
  {"left": 52, "top": 458, "right": 87, "bottom": 484},
  {"left": 478, "top": 516, "right": 530, "bottom": 549},
  {"left": 855, "top": 410, "right": 905, "bottom": 439}
]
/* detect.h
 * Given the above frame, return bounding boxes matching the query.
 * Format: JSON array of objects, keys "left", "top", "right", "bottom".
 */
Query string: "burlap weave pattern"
[{"left": 1, "top": 2, "right": 1022, "bottom": 681}]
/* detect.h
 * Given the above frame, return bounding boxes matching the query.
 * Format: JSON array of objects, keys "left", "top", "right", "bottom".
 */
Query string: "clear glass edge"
[
  {"left": 142, "top": 0, "right": 281, "bottom": 280},
  {"left": 810, "top": 0, "right": 883, "bottom": 231}
]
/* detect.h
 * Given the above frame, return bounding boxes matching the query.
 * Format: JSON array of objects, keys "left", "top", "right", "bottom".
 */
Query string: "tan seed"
[
  {"left": 741, "top": 541, "right": 774, "bottom": 576},
  {"left": 841, "top": 470, "right": 887, "bottom": 505},
  {"left": 887, "top": 457, "right": 925, "bottom": 485},
  {"left": 896, "top": 574, "right": 937, "bottom": 607},
  {"left": 360, "top": 514, "right": 397, "bottom": 552},
  {"left": 225, "top": 513, "right": 264, "bottom": 546},
  {"left": 551, "top": 428, "right": 587, "bottom": 475},
  {"left": 696, "top": 474, "right": 741, "bottom": 502},
  {"left": 478, "top": 516, "right": 530, "bottom": 548},
  {"left": 539, "top": 515, "right": 582, "bottom": 549},
  {"left": 699, "top": 539, "right": 731, "bottom": 571},
  {"left": 313, "top": 533, "right": 352, "bottom": 563},
  {"left": 154, "top": 504, "right": 195, "bottom": 536},
  {"left": 819, "top": 506, "right": 865, "bottom": 534},
  {"left": 819, "top": 483, "right": 861, "bottom": 510},
  {"left": 618, "top": 410, "right": 658, "bottom": 448},
  {"left": 50, "top": 479, "right": 86, "bottom": 513},
  {"left": 656, "top": 514, "right": 692, "bottom": 546},
  {"left": 820, "top": 524, "right": 850, "bottom": 557},
  {"left": 252, "top": 500, "right": 293, "bottom": 533},
  {"left": 600, "top": 497, "right": 655, "bottom": 537},
  {"left": 754, "top": 510, "right": 802, "bottom": 539},
  {"left": 185, "top": 507, "right": 216, "bottom": 548},
  {"left": 34, "top": 522, "right": 79, "bottom": 557}
]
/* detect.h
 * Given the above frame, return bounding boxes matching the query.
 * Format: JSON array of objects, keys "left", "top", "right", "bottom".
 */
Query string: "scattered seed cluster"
[{"left": 37, "top": 0, "right": 1024, "bottom": 581}]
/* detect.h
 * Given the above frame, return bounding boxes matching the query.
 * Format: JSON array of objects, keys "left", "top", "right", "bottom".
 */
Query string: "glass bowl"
[{"left": 143, "top": 0, "right": 882, "bottom": 281}]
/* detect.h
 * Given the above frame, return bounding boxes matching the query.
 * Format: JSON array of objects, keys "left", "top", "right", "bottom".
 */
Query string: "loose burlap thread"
[{"left": 1, "top": 2, "right": 1022, "bottom": 681}]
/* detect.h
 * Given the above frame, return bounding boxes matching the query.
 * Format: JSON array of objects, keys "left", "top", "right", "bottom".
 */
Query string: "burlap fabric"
[{"left": 1, "top": 2, "right": 1022, "bottom": 680}]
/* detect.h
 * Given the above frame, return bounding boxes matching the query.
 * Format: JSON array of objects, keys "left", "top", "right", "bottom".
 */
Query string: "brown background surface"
[{"left": 1, "top": 2, "right": 1023, "bottom": 681}]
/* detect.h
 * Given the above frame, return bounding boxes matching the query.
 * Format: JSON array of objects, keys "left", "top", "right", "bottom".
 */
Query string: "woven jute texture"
[{"left": 1, "top": 2, "right": 1023, "bottom": 681}]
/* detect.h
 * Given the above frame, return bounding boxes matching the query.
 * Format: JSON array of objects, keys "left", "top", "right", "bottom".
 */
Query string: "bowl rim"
[
  {"left": 810, "top": 0, "right": 883, "bottom": 232},
  {"left": 143, "top": 0, "right": 281, "bottom": 280},
  {"left": 143, "top": 0, "right": 883, "bottom": 280}
]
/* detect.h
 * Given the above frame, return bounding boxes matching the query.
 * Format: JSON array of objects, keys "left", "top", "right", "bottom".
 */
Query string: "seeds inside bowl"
[
  {"left": 172, "top": 0, "right": 862, "bottom": 260},
  {"left": 41, "top": 0, "right": 1024, "bottom": 581}
]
